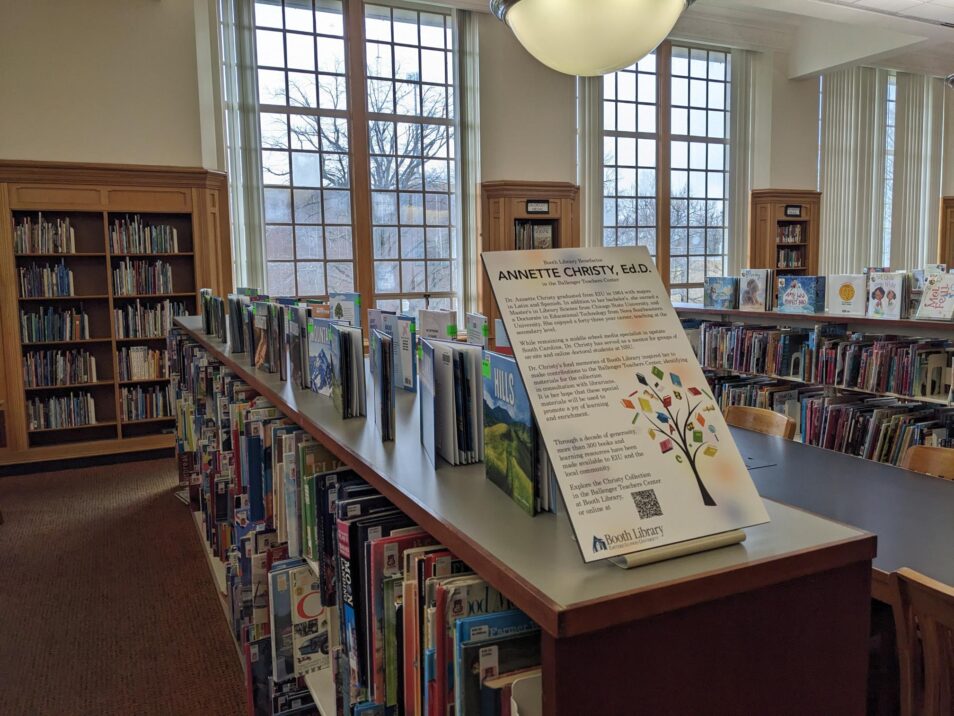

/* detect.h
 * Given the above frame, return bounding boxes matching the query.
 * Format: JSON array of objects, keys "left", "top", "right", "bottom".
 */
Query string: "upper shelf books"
[
  {"left": 776, "top": 276, "right": 826, "bottom": 314},
  {"left": 916, "top": 272, "right": 954, "bottom": 321},
  {"left": 739, "top": 269, "right": 773, "bottom": 311},
  {"left": 703, "top": 277, "right": 739, "bottom": 309}
]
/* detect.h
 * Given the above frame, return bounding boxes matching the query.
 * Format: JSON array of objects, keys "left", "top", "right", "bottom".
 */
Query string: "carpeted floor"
[{"left": 0, "top": 458, "right": 246, "bottom": 715}]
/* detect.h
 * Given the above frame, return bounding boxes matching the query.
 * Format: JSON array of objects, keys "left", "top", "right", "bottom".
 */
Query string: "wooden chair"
[
  {"left": 723, "top": 405, "right": 796, "bottom": 440},
  {"left": 891, "top": 568, "right": 954, "bottom": 716},
  {"left": 900, "top": 446, "right": 954, "bottom": 480}
]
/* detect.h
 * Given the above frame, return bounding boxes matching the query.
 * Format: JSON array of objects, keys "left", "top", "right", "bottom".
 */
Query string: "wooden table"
[
  {"left": 732, "top": 428, "right": 954, "bottom": 603},
  {"left": 175, "top": 316, "right": 877, "bottom": 715}
]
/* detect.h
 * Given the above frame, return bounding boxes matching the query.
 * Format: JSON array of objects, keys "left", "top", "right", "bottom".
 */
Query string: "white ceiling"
[{"left": 821, "top": 0, "right": 954, "bottom": 25}]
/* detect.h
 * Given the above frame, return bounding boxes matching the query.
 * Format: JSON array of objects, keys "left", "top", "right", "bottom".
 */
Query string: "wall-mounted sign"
[
  {"left": 784, "top": 205, "right": 802, "bottom": 217},
  {"left": 526, "top": 200, "right": 550, "bottom": 214}
]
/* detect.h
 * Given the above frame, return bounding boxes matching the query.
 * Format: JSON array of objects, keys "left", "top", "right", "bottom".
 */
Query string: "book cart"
[{"left": 174, "top": 314, "right": 875, "bottom": 715}]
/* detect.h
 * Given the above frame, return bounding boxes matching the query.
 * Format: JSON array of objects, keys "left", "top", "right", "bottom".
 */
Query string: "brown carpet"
[{"left": 0, "top": 458, "right": 246, "bottom": 715}]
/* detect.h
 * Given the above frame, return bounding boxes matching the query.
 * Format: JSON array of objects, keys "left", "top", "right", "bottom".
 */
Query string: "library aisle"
[{"left": 0, "top": 458, "right": 245, "bottom": 715}]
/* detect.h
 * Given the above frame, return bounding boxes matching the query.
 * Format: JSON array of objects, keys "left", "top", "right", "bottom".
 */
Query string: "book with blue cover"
[
  {"left": 308, "top": 318, "right": 335, "bottom": 397},
  {"left": 482, "top": 352, "right": 536, "bottom": 516},
  {"left": 382, "top": 313, "right": 417, "bottom": 393},
  {"left": 703, "top": 277, "right": 739, "bottom": 309},
  {"left": 776, "top": 275, "right": 826, "bottom": 314},
  {"left": 269, "top": 558, "right": 303, "bottom": 682}
]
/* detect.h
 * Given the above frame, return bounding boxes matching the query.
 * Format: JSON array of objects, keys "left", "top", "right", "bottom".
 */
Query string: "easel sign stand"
[
  {"left": 610, "top": 529, "right": 746, "bottom": 569},
  {"left": 482, "top": 246, "right": 771, "bottom": 568}
]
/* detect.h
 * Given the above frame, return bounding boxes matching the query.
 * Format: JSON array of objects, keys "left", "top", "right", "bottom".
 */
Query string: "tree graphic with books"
[{"left": 621, "top": 368, "right": 721, "bottom": 506}]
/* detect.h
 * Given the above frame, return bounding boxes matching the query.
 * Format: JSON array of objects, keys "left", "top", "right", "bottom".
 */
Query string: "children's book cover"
[
  {"left": 290, "top": 564, "right": 333, "bottom": 675},
  {"left": 776, "top": 276, "right": 826, "bottom": 314},
  {"left": 482, "top": 352, "right": 536, "bottom": 516},
  {"left": 329, "top": 292, "right": 360, "bottom": 327},
  {"left": 915, "top": 272, "right": 954, "bottom": 320},
  {"left": 703, "top": 277, "right": 739, "bottom": 309},
  {"left": 866, "top": 271, "right": 906, "bottom": 319},
  {"left": 738, "top": 269, "right": 769, "bottom": 311},
  {"left": 308, "top": 318, "right": 335, "bottom": 397},
  {"left": 826, "top": 274, "right": 867, "bottom": 316}
]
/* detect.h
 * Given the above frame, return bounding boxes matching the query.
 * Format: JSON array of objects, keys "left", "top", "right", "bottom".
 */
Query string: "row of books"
[
  {"left": 109, "top": 215, "right": 179, "bottom": 254},
  {"left": 26, "top": 391, "right": 97, "bottom": 430},
  {"left": 113, "top": 299, "right": 188, "bottom": 338},
  {"left": 112, "top": 257, "right": 174, "bottom": 296},
  {"left": 20, "top": 306, "right": 90, "bottom": 343},
  {"left": 775, "top": 224, "right": 803, "bottom": 244},
  {"left": 513, "top": 221, "right": 553, "bottom": 250},
  {"left": 707, "top": 373, "right": 954, "bottom": 463},
  {"left": 118, "top": 346, "right": 168, "bottom": 381},
  {"left": 704, "top": 265, "right": 954, "bottom": 320},
  {"left": 120, "top": 384, "right": 173, "bottom": 421},
  {"left": 22, "top": 349, "right": 98, "bottom": 388},
  {"left": 17, "top": 259, "right": 74, "bottom": 298},
  {"left": 169, "top": 334, "right": 543, "bottom": 716},
  {"left": 776, "top": 249, "right": 803, "bottom": 269},
  {"left": 14, "top": 214, "right": 76, "bottom": 254},
  {"left": 696, "top": 321, "right": 954, "bottom": 401}
]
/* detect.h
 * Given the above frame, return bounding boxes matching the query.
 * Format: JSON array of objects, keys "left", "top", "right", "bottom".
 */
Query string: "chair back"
[
  {"left": 723, "top": 405, "right": 796, "bottom": 440},
  {"left": 900, "top": 445, "right": 954, "bottom": 480},
  {"left": 892, "top": 568, "right": 954, "bottom": 716}
]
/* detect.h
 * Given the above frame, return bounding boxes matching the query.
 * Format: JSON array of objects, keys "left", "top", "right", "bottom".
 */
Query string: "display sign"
[{"left": 483, "top": 246, "right": 770, "bottom": 564}]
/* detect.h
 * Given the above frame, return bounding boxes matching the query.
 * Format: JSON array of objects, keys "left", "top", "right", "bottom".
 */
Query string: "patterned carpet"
[{"left": 0, "top": 458, "right": 246, "bottom": 715}]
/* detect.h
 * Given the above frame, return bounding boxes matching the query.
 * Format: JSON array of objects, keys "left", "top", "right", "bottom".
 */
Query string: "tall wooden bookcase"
[
  {"left": 0, "top": 161, "right": 232, "bottom": 466},
  {"left": 940, "top": 196, "right": 954, "bottom": 267},
  {"left": 478, "top": 181, "right": 580, "bottom": 348},
  {"left": 748, "top": 189, "right": 821, "bottom": 277}
]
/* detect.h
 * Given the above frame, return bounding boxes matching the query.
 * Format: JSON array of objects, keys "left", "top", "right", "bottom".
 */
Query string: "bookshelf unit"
[
  {"left": 173, "top": 314, "right": 875, "bottom": 715},
  {"left": 941, "top": 195, "right": 954, "bottom": 268},
  {"left": 478, "top": 181, "right": 580, "bottom": 349},
  {"left": 0, "top": 161, "right": 233, "bottom": 466},
  {"left": 748, "top": 189, "right": 821, "bottom": 276}
]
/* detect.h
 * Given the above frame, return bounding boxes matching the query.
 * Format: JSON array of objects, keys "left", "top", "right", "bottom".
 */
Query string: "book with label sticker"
[
  {"left": 465, "top": 312, "right": 488, "bottom": 347},
  {"left": 417, "top": 309, "right": 457, "bottom": 341},
  {"left": 329, "top": 292, "right": 361, "bottom": 327}
]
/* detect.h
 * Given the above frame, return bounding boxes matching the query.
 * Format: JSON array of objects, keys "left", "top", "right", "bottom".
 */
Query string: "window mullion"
[
  {"left": 345, "top": 0, "right": 374, "bottom": 327},
  {"left": 656, "top": 41, "right": 673, "bottom": 291}
]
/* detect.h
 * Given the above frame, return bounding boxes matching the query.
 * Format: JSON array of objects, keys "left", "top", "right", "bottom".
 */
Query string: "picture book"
[
  {"left": 287, "top": 306, "right": 305, "bottom": 389},
  {"left": 776, "top": 276, "right": 826, "bottom": 314},
  {"left": 703, "top": 276, "right": 739, "bottom": 309},
  {"left": 371, "top": 329, "right": 395, "bottom": 441},
  {"left": 458, "top": 630, "right": 541, "bottom": 716},
  {"left": 367, "top": 308, "right": 395, "bottom": 369},
  {"left": 382, "top": 313, "right": 416, "bottom": 393},
  {"left": 269, "top": 560, "right": 299, "bottom": 682},
  {"left": 866, "top": 271, "right": 907, "bottom": 319},
  {"left": 308, "top": 317, "right": 335, "bottom": 397},
  {"left": 738, "top": 269, "right": 770, "bottom": 311},
  {"left": 417, "top": 309, "right": 457, "bottom": 341},
  {"left": 329, "top": 292, "right": 361, "bottom": 327},
  {"left": 289, "top": 563, "right": 333, "bottom": 675},
  {"left": 465, "top": 312, "right": 488, "bottom": 347},
  {"left": 483, "top": 351, "right": 537, "bottom": 516},
  {"left": 420, "top": 339, "right": 483, "bottom": 466},
  {"left": 915, "top": 272, "right": 954, "bottom": 320},
  {"left": 826, "top": 274, "right": 867, "bottom": 316},
  {"left": 267, "top": 301, "right": 285, "bottom": 377},
  {"left": 419, "top": 339, "right": 437, "bottom": 466},
  {"left": 253, "top": 302, "right": 269, "bottom": 369}
]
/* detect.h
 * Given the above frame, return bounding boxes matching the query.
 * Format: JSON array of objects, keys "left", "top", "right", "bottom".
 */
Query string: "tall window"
[
  {"left": 249, "top": 0, "right": 460, "bottom": 312},
  {"left": 602, "top": 43, "right": 731, "bottom": 303}
]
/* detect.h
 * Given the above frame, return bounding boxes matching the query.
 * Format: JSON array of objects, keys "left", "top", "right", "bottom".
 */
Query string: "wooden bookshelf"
[
  {"left": 478, "top": 181, "right": 580, "bottom": 349},
  {"left": 748, "top": 189, "right": 821, "bottom": 276},
  {"left": 0, "top": 160, "right": 233, "bottom": 466},
  {"left": 941, "top": 196, "right": 954, "bottom": 268}
]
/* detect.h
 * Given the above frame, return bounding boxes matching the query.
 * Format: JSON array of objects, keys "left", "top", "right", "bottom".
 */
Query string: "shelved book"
[
  {"left": 27, "top": 391, "right": 96, "bottom": 430},
  {"left": 915, "top": 273, "right": 954, "bottom": 321},
  {"left": 121, "top": 383, "right": 173, "bottom": 421},
  {"left": 739, "top": 269, "right": 772, "bottom": 311},
  {"left": 417, "top": 309, "right": 457, "bottom": 341},
  {"left": 330, "top": 323, "right": 366, "bottom": 419},
  {"left": 112, "top": 257, "right": 174, "bottom": 296},
  {"left": 23, "top": 349, "right": 98, "bottom": 387},
  {"left": 114, "top": 299, "right": 188, "bottom": 338},
  {"left": 109, "top": 215, "right": 179, "bottom": 254},
  {"left": 329, "top": 292, "right": 361, "bottom": 327},
  {"left": 776, "top": 276, "right": 826, "bottom": 314},
  {"left": 14, "top": 214, "right": 76, "bottom": 254},
  {"left": 20, "top": 306, "right": 90, "bottom": 343},
  {"left": 866, "top": 271, "right": 908, "bottom": 319},
  {"left": 419, "top": 338, "right": 483, "bottom": 466},
  {"left": 118, "top": 346, "right": 167, "bottom": 381},
  {"left": 18, "top": 259, "right": 74, "bottom": 297},
  {"left": 465, "top": 312, "right": 488, "bottom": 347},
  {"left": 826, "top": 275, "right": 867, "bottom": 316},
  {"left": 370, "top": 329, "right": 395, "bottom": 441},
  {"left": 381, "top": 313, "right": 416, "bottom": 393},
  {"left": 308, "top": 318, "right": 335, "bottom": 397},
  {"left": 703, "top": 277, "right": 738, "bottom": 309}
]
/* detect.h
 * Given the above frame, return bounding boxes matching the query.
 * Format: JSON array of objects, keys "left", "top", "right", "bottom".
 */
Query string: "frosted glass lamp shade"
[{"left": 492, "top": 0, "right": 690, "bottom": 77}]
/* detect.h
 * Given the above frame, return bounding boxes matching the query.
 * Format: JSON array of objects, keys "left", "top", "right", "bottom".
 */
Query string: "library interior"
[{"left": 2, "top": 0, "right": 954, "bottom": 714}]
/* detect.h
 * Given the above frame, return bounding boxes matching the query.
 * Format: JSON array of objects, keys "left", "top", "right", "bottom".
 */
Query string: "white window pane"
[
  {"left": 296, "top": 226, "right": 323, "bottom": 259},
  {"left": 287, "top": 72, "right": 317, "bottom": 107},
  {"left": 317, "top": 37, "right": 344, "bottom": 73},
  {"left": 325, "top": 227, "right": 353, "bottom": 260},
  {"left": 266, "top": 225, "right": 293, "bottom": 259},
  {"left": 256, "top": 1, "right": 283, "bottom": 28},
  {"left": 285, "top": 0, "right": 313, "bottom": 32},
  {"left": 267, "top": 261, "right": 296, "bottom": 295},
  {"left": 294, "top": 189, "right": 322, "bottom": 223},
  {"left": 326, "top": 262, "right": 354, "bottom": 292},
  {"left": 262, "top": 150, "right": 290, "bottom": 185},
  {"left": 297, "top": 262, "right": 326, "bottom": 295},
  {"left": 264, "top": 188, "right": 292, "bottom": 222},
  {"left": 316, "top": 1, "right": 344, "bottom": 36},
  {"left": 259, "top": 70, "right": 287, "bottom": 105},
  {"left": 286, "top": 34, "right": 315, "bottom": 71}
]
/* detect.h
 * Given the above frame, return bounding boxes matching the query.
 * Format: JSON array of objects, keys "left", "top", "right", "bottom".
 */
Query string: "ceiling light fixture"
[{"left": 491, "top": 0, "right": 697, "bottom": 77}]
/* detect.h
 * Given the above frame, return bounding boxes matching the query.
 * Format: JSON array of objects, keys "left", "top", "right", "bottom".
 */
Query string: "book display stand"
[{"left": 610, "top": 529, "right": 746, "bottom": 569}]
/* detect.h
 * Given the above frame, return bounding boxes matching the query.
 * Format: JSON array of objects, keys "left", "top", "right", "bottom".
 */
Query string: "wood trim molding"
[
  {"left": 0, "top": 159, "right": 228, "bottom": 190},
  {"left": 477, "top": 180, "right": 580, "bottom": 200}
]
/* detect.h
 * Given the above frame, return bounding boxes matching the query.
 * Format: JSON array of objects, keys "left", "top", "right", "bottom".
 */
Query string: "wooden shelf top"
[
  {"left": 674, "top": 302, "right": 954, "bottom": 336},
  {"left": 24, "top": 380, "right": 114, "bottom": 392},
  {"left": 120, "top": 416, "right": 175, "bottom": 424},
  {"left": 109, "top": 252, "right": 194, "bottom": 257},
  {"left": 174, "top": 315, "right": 874, "bottom": 638},
  {"left": 29, "top": 421, "right": 116, "bottom": 433},
  {"left": 15, "top": 252, "right": 105, "bottom": 258},
  {"left": 118, "top": 377, "right": 170, "bottom": 385}
]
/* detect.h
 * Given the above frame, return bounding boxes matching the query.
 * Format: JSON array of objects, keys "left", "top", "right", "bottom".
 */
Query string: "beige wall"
[
  {"left": 751, "top": 51, "right": 820, "bottom": 191},
  {"left": 0, "top": 0, "right": 206, "bottom": 168},
  {"left": 477, "top": 14, "right": 577, "bottom": 184}
]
